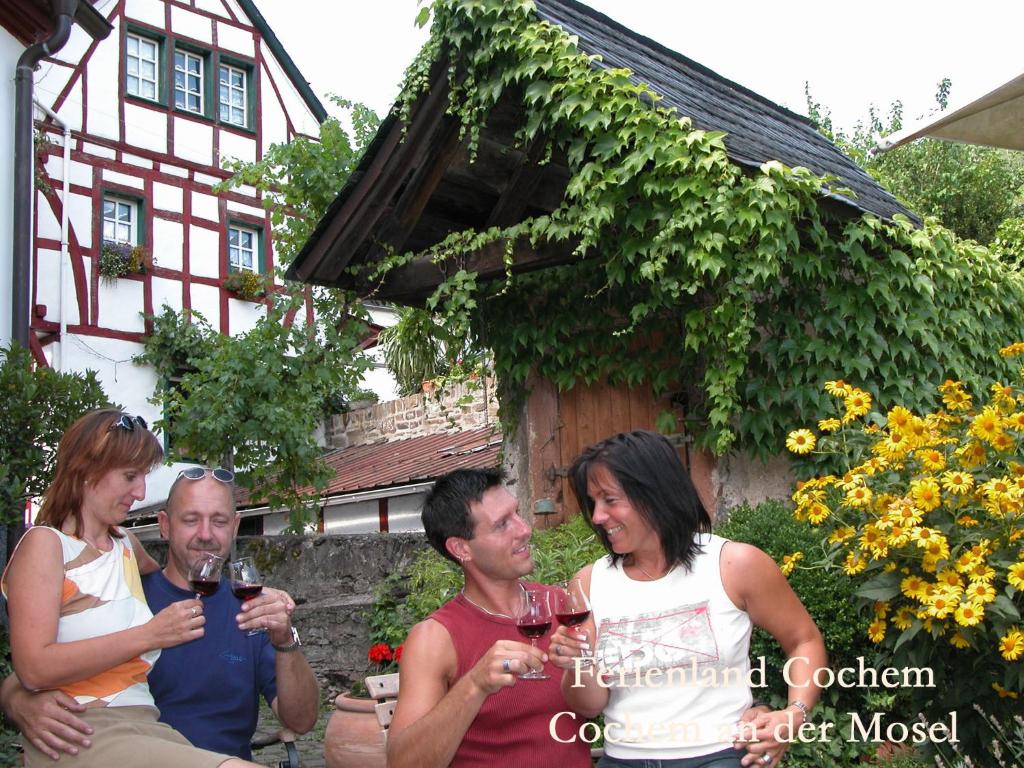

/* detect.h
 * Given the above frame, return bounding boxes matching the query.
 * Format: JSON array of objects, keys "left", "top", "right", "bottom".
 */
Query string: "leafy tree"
[
  {"left": 137, "top": 98, "right": 382, "bottom": 526},
  {"left": 806, "top": 79, "right": 1024, "bottom": 245},
  {"left": 137, "top": 299, "right": 371, "bottom": 528},
  {"left": 0, "top": 342, "right": 110, "bottom": 525}
]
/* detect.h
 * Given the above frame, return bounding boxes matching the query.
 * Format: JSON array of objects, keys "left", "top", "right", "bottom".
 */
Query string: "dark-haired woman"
[
  {"left": 2, "top": 408, "right": 260, "bottom": 767},
  {"left": 550, "top": 430, "right": 826, "bottom": 768}
]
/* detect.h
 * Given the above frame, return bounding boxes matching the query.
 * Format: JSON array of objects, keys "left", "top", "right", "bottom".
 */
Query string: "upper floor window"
[
  {"left": 103, "top": 196, "right": 138, "bottom": 244},
  {"left": 126, "top": 34, "right": 159, "bottom": 100},
  {"left": 174, "top": 50, "right": 204, "bottom": 113},
  {"left": 218, "top": 63, "right": 247, "bottom": 127},
  {"left": 228, "top": 225, "right": 258, "bottom": 273}
]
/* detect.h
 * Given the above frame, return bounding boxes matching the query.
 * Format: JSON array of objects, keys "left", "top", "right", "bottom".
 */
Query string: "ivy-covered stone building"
[{"left": 288, "top": 0, "right": 1024, "bottom": 521}]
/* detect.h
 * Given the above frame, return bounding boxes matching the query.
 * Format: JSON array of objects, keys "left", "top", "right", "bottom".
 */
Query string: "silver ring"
[
  {"left": 501, "top": 658, "right": 511, "bottom": 673},
  {"left": 554, "top": 644, "right": 561, "bottom": 656},
  {"left": 191, "top": 606, "right": 198, "bottom": 618},
  {"left": 761, "top": 755, "right": 772, "bottom": 765}
]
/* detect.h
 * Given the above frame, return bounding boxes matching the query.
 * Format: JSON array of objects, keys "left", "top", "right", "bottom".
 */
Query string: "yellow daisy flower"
[
  {"left": 1007, "top": 562, "right": 1024, "bottom": 590},
  {"left": 900, "top": 574, "right": 928, "bottom": 601},
  {"left": 953, "top": 603, "right": 984, "bottom": 627},
  {"left": 806, "top": 502, "right": 831, "bottom": 525},
  {"left": 824, "top": 379, "right": 852, "bottom": 397},
  {"left": 999, "top": 628, "right": 1024, "bottom": 661},
  {"left": 843, "top": 389, "right": 872, "bottom": 422},
  {"left": 780, "top": 552, "right": 803, "bottom": 577},
  {"left": 999, "top": 342, "right": 1024, "bottom": 358},
  {"left": 867, "top": 619, "right": 886, "bottom": 643},
  {"left": 909, "top": 478, "right": 941, "bottom": 512},
  {"left": 892, "top": 607, "right": 914, "bottom": 630},
  {"left": 786, "top": 429, "right": 816, "bottom": 455},
  {"left": 844, "top": 485, "right": 873, "bottom": 508},
  {"left": 842, "top": 550, "right": 867, "bottom": 575},
  {"left": 965, "top": 581, "right": 996, "bottom": 604},
  {"left": 827, "top": 526, "right": 856, "bottom": 544},
  {"left": 969, "top": 407, "right": 1005, "bottom": 445},
  {"left": 992, "top": 682, "right": 1020, "bottom": 699},
  {"left": 886, "top": 406, "right": 914, "bottom": 431},
  {"left": 818, "top": 417, "right": 841, "bottom": 433},
  {"left": 949, "top": 631, "right": 970, "bottom": 649},
  {"left": 915, "top": 448, "right": 945, "bottom": 472}
]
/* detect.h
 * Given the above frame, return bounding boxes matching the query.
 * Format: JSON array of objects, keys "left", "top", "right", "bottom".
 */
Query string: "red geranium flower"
[
  {"left": 368, "top": 642, "right": 393, "bottom": 663},
  {"left": 394, "top": 644, "right": 404, "bottom": 663}
]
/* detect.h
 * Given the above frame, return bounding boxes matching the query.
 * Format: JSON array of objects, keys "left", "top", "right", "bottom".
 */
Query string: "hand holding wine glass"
[
  {"left": 229, "top": 556, "right": 265, "bottom": 635},
  {"left": 188, "top": 553, "right": 223, "bottom": 599},
  {"left": 515, "top": 587, "right": 552, "bottom": 680}
]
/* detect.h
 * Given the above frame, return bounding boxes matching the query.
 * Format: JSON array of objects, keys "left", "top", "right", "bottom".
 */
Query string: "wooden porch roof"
[{"left": 287, "top": 0, "right": 911, "bottom": 303}]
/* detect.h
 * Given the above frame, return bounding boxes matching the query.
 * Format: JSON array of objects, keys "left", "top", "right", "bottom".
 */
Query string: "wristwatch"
[{"left": 273, "top": 626, "right": 302, "bottom": 653}]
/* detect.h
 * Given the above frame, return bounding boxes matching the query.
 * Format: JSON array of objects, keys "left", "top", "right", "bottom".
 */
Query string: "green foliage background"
[
  {"left": 377, "top": 0, "right": 1024, "bottom": 459},
  {"left": 0, "top": 343, "right": 110, "bottom": 526}
]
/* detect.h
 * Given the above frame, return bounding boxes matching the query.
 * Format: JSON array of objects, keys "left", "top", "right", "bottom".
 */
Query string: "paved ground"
[{"left": 252, "top": 703, "right": 330, "bottom": 768}]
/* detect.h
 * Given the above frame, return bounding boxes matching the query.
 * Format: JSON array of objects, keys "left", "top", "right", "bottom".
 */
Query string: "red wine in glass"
[
  {"left": 187, "top": 553, "right": 224, "bottom": 599},
  {"left": 189, "top": 579, "right": 220, "bottom": 597},
  {"left": 515, "top": 588, "right": 551, "bottom": 680},
  {"left": 556, "top": 579, "right": 594, "bottom": 667},
  {"left": 229, "top": 557, "right": 266, "bottom": 635},
  {"left": 516, "top": 620, "right": 552, "bottom": 639},
  {"left": 555, "top": 609, "right": 590, "bottom": 627},
  {"left": 231, "top": 583, "right": 263, "bottom": 601}
]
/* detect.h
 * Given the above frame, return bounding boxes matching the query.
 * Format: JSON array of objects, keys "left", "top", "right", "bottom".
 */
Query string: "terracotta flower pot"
[{"left": 324, "top": 693, "right": 386, "bottom": 768}]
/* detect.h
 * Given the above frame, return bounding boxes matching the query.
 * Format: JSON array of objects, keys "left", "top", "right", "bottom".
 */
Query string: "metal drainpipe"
[
  {"left": 12, "top": 0, "right": 78, "bottom": 350},
  {"left": 33, "top": 99, "right": 71, "bottom": 371}
]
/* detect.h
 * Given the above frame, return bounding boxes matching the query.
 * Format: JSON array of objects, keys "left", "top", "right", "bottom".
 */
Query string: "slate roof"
[{"left": 533, "top": 0, "right": 909, "bottom": 221}]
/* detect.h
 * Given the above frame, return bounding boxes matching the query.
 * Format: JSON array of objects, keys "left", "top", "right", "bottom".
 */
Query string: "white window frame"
[
  {"left": 174, "top": 49, "right": 204, "bottom": 114},
  {"left": 126, "top": 33, "right": 159, "bottom": 101},
  {"left": 102, "top": 196, "right": 138, "bottom": 245},
  {"left": 218, "top": 63, "right": 248, "bottom": 127},
  {"left": 228, "top": 225, "right": 258, "bottom": 273}
]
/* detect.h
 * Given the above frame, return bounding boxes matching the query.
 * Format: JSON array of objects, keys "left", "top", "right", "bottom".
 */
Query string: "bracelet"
[
  {"left": 750, "top": 699, "right": 770, "bottom": 709},
  {"left": 787, "top": 699, "right": 810, "bottom": 719}
]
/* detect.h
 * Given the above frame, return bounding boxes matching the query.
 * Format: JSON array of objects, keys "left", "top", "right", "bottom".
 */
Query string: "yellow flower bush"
[{"left": 788, "top": 365, "right": 1024, "bottom": 755}]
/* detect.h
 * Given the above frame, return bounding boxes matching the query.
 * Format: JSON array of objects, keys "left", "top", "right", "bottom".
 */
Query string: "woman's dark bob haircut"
[{"left": 569, "top": 430, "right": 712, "bottom": 571}]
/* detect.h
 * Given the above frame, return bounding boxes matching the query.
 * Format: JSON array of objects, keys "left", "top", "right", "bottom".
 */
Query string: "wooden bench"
[{"left": 364, "top": 672, "right": 400, "bottom": 736}]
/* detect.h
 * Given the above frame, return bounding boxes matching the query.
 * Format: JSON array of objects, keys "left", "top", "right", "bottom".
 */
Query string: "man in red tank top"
[{"left": 387, "top": 469, "right": 591, "bottom": 768}]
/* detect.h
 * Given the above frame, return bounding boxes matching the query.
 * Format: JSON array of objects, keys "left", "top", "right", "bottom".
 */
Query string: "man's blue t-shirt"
[{"left": 143, "top": 570, "right": 278, "bottom": 759}]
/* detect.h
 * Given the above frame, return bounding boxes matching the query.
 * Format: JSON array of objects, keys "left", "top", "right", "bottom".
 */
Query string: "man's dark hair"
[
  {"left": 569, "top": 430, "right": 711, "bottom": 571},
  {"left": 422, "top": 467, "right": 504, "bottom": 564}
]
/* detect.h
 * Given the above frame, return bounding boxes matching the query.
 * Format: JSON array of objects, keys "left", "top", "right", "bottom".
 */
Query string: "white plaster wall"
[
  {"left": 189, "top": 281, "right": 221, "bottom": 324},
  {"left": 259, "top": 70, "right": 288, "bottom": 149},
  {"left": 152, "top": 217, "right": 184, "bottom": 271},
  {"left": 189, "top": 225, "right": 220, "bottom": 277},
  {"left": 170, "top": 5, "right": 213, "bottom": 44},
  {"left": 36, "top": 191, "right": 61, "bottom": 242},
  {"left": 97, "top": 278, "right": 146, "bottom": 332},
  {"left": 217, "top": 21, "right": 254, "bottom": 57},
  {"left": 34, "top": 61, "right": 74, "bottom": 113},
  {"left": 0, "top": 30, "right": 14, "bottom": 345},
  {"left": 715, "top": 452, "right": 795, "bottom": 515},
  {"left": 67, "top": 158, "right": 95, "bottom": 188},
  {"left": 218, "top": 130, "right": 256, "bottom": 166},
  {"left": 362, "top": 364, "right": 400, "bottom": 403},
  {"left": 52, "top": 23, "right": 93, "bottom": 66},
  {"left": 124, "top": 102, "right": 168, "bottom": 153},
  {"left": 65, "top": 191, "right": 94, "bottom": 249},
  {"left": 151, "top": 276, "right": 184, "bottom": 314},
  {"left": 225, "top": 199, "right": 263, "bottom": 219},
  {"left": 194, "top": 0, "right": 230, "bottom": 19},
  {"left": 84, "top": 23, "right": 121, "bottom": 142},
  {"left": 83, "top": 141, "right": 117, "bottom": 160},
  {"left": 102, "top": 168, "right": 144, "bottom": 190},
  {"left": 259, "top": 39, "right": 319, "bottom": 138},
  {"left": 52, "top": 79, "right": 83, "bottom": 133},
  {"left": 173, "top": 118, "right": 213, "bottom": 165},
  {"left": 193, "top": 171, "right": 221, "bottom": 187},
  {"left": 227, "top": 296, "right": 265, "bottom": 335},
  {"left": 35, "top": 249, "right": 62, "bottom": 319},
  {"left": 122, "top": 153, "right": 153, "bottom": 169},
  {"left": 153, "top": 182, "right": 183, "bottom": 213},
  {"left": 160, "top": 163, "right": 189, "bottom": 179},
  {"left": 191, "top": 190, "right": 220, "bottom": 223},
  {"left": 124, "top": 0, "right": 165, "bottom": 27}
]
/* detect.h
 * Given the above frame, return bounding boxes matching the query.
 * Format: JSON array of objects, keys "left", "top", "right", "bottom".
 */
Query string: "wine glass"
[
  {"left": 515, "top": 587, "right": 552, "bottom": 680},
  {"left": 229, "top": 556, "right": 265, "bottom": 636},
  {"left": 555, "top": 578, "right": 593, "bottom": 667},
  {"left": 187, "top": 553, "right": 223, "bottom": 599}
]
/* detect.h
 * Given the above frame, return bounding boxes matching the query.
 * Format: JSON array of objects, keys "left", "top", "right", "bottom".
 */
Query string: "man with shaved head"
[{"left": 2, "top": 467, "right": 319, "bottom": 760}]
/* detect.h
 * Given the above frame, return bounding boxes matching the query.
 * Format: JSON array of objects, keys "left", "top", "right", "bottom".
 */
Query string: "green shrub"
[{"left": 717, "top": 501, "right": 880, "bottom": 766}]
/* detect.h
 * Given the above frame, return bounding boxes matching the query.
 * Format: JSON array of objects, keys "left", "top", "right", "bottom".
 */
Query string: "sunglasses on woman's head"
[
  {"left": 109, "top": 414, "right": 148, "bottom": 432},
  {"left": 177, "top": 466, "right": 235, "bottom": 484}
]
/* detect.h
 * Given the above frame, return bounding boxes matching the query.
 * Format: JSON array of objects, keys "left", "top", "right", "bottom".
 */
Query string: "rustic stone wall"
[
  {"left": 145, "top": 533, "right": 431, "bottom": 696},
  {"left": 324, "top": 377, "right": 500, "bottom": 450}
]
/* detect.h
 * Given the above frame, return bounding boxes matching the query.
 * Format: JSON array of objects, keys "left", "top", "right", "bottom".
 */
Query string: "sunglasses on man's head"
[
  {"left": 177, "top": 466, "right": 235, "bottom": 484},
  {"left": 109, "top": 414, "right": 148, "bottom": 432}
]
